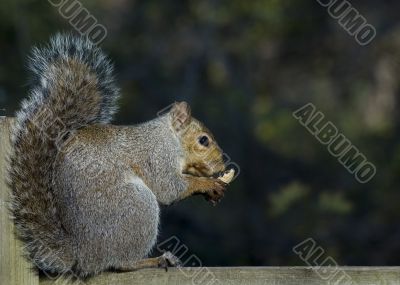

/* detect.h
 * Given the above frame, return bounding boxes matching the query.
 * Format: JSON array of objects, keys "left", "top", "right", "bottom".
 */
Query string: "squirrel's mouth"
[{"left": 183, "top": 162, "right": 226, "bottom": 178}]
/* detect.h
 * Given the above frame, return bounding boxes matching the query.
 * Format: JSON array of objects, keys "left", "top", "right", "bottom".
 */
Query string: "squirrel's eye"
[{"left": 199, "top": 135, "right": 210, "bottom": 147}]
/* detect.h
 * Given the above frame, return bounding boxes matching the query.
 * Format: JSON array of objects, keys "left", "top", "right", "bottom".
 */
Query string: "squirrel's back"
[{"left": 7, "top": 33, "right": 120, "bottom": 275}]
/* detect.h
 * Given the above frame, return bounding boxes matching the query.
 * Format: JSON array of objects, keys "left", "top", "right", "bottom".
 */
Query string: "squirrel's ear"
[{"left": 170, "top": 101, "right": 192, "bottom": 132}]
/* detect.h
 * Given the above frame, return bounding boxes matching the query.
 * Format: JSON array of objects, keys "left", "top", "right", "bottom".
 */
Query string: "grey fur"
[
  {"left": 7, "top": 33, "right": 225, "bottom": 278},
  {"left": 52, "top": 116, "right": 188, "bottom": 275}
]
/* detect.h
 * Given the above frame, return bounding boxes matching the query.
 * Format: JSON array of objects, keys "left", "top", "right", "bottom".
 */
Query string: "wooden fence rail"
[
  {"left": 0, "top": 117, "right": 39, "bottom": 285},
  {"left": 1, "top": 118, "right": 400, "bottom": 285}
]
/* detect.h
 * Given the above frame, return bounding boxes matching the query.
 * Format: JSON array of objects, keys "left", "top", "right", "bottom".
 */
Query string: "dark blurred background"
[{"left": 1, "top": 0, "right": 400, "bottom": 266}]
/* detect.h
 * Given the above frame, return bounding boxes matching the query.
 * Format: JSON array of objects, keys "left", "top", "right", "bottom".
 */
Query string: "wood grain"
[
  {"left": 0, "top": 118, "right": 39, "bottom": 285},
  {"left": 39, "top": 267, "right": 400, "bottom": 285}
]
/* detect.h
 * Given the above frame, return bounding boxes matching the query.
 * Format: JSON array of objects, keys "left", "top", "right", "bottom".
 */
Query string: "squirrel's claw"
[
  {"left": 205, "top": 168, "right": 234, "bottom": 205},
  {"left": 204, "top": 179, "right": 227, "bottom": 205}
]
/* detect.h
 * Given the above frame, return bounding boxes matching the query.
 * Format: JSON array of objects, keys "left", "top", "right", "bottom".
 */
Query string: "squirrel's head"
[{"left": 170, "top": 102, "right": 226, "bottom": 177}]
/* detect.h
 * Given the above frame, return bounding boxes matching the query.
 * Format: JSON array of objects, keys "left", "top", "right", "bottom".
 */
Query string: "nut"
[{"left": 218, "top": 169, "right": 235, "bottom": 184}]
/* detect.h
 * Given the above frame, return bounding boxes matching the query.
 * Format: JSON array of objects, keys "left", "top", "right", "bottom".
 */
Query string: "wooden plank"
[
  {"left": 0, "top": 117, "right": 39, "bottom": 285},
  {"left": 40, "top": 267, "right": 400, "bottom": 285}
]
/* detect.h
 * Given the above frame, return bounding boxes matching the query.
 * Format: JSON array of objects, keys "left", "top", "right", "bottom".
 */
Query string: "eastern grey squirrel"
[{"left": 7, "top": 34, "right": 235, "bottom": 278}]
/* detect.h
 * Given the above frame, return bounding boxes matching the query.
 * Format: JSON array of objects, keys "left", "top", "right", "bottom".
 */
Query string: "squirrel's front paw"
[{"left": 204, "top": 179, "right": 227, "bottom": 205}]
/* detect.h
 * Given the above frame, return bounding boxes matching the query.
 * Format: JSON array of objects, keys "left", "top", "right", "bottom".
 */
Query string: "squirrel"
[{"left": 7, "top": 33, "right": 235, "bottom": 278}]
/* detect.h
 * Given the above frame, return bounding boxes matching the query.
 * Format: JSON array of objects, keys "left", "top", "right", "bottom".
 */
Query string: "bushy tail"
[{"left": 7, "top": 33, "right": 120, "bottom": 274}]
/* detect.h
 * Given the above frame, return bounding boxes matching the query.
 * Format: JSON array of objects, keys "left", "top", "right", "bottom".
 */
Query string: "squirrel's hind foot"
[{"left": 158, "top": 252, "right": 182, "bottom": 271}]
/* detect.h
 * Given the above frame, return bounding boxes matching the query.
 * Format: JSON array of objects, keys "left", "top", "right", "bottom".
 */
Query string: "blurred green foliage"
[{"left": 1, "top": 0, "right": 400, "bottom": 266}]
